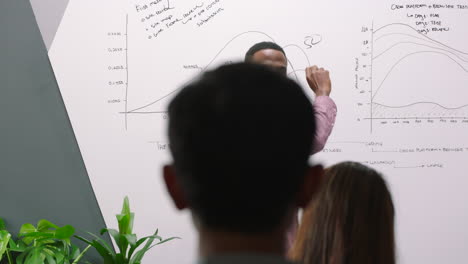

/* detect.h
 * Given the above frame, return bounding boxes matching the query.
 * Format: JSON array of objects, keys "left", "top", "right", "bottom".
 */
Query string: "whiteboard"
[{"left": 48, "top": 0, "right": 468, "bottom": 263}]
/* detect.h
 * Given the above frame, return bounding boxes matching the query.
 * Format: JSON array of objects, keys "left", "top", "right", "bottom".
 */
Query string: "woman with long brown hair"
[{"left": 289, "top": 162, "right": 396, "bottom": 264}]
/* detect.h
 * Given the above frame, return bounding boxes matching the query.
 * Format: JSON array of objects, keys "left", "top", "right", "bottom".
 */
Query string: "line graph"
[
  {"left": 366, "top": 22, "right": 468, "bottom": 129},
  {"left": 370, "top": 20, "right": 374, "bottom": 132},
  {"left": 124, "top": 14, "right": 129, "bottom": 130},
  {"left": 372, "top": 51, "right": 468, "bottom": 100},
  {"left": 373, "top": 23, "right": 468, "bottom": 55},
  {"left": 122, "top": 30, "right": 312, "bottom": 116},
  {"left": 373, "top": 42, "right": 468, "bottom": 62},
  {"left": 374, "top": 102, "right": 468, "bottom": 110},
  {"left": 123, "top": 31, "right": 275, "bottom": 115}
]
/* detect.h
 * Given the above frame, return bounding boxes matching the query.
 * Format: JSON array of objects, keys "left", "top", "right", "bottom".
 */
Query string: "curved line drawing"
[
  {"left": 204, "top": 31, "right": 276, "bottom": 69},
  {"left": 123, "top": 111, "right": 169, "bottom": 114},
  {"left": 373, "top": 23, "right": 468, "bottom": 55},
  {"left": 373, "top": 101, "right": 468, "bottom": 110},
  {"left": 375, "top": 33, "right": 468, "bottom": 61},
  {"left": 376, "top": 33, "right": 431, "bottom": 43},
  {"left": 288, "top": 69, "right": 306, "bottom": 76},
  {"left": 288, "top": 59, "right": 300, "bottom": 82},
  {"left": 128, "top": 87, "right": 184, "bottom": 113},
  {"left": 127, "top": 31, "right": 277, "bottom": 113},
  {"left": 373, "top": 41, "right": 468, "bottom": 62},
  {"left": 282, "top": 44, "right": 312, "bottom": 67},
  {"left": 372, "top": 51, "right": 468, "bottom": 100}
]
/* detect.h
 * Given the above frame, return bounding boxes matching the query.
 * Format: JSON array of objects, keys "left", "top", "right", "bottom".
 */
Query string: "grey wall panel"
[
  {"left": 0, "top": 0, "right": 109, "bottom": 261},
  {"left": 29, "top": 0, "right": 70, "bottom": 50}
]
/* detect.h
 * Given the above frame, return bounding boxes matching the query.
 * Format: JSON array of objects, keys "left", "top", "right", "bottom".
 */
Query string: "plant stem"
[
  {"left": 6, "top": 249, "right": 13, "bottom": 264},
  {"left": 72, "top": 244, "right": 92, "bottom": 264}
]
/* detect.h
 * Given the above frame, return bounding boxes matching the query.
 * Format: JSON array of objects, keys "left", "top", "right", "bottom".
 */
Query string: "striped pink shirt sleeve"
[{"left": 311, "top": 96, "right": 337, "bottom": 154}]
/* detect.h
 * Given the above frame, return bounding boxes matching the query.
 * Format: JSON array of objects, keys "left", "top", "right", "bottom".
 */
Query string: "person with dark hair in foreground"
[
  {"left": 163, "top": 63, "right": 324, "bottom": 264},
  {"left": 289, "top": 162, "right": 396, "bottom": 264},
  {"left": 246, "top": 41, "right": 337, "bottom": 250},
  {"left": 245, "top": 41, "right": 337, "bottom": 154}
]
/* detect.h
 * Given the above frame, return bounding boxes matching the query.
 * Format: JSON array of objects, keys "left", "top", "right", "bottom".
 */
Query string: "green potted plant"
[
  {"left": 0, "top": 218, "right": 12, "bottom": 263},
  {"left": 76, "top": 196, "right": 179, "bottom": 264},
  {"left": 0, "top": 218, "right": 90, "bottom": 264}
]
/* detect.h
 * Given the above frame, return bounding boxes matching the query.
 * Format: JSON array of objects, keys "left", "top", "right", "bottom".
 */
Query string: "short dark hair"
[
  {"left": 168, "top": 63, "right": 315, "bottom": 233},
  {"left": 245, "top": 41, "right": 287, "bottom": 62}
]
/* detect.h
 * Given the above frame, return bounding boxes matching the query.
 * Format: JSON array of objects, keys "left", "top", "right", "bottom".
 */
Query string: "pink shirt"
[
  {"left": 311, "top": 96, "right": 337, "bottom": 154},
  {"left": 286, "top": 95, "right": 337, "bottom": 251}
]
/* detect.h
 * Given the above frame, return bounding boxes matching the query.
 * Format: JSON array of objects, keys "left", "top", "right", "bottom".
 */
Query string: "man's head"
[
  {"left": 164, "top": 63, "right": 320, "bottom": 234},
  {"left": 245, "top": 42, "right": 288, "bottom": 76}
]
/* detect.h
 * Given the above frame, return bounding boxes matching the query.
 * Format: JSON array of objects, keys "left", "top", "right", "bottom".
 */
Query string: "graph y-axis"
[
  {"left": 370, "top": 20, "right": 374, "bottom": 133},
  {"left": 125, "top": 14, "right": 129, "bottom": 130}
]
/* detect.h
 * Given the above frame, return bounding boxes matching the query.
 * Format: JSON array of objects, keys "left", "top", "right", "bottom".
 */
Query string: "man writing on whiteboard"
[
  {"left": 245, "top": 42, "right": 337, "bottom": 154},
  {"left": 245, "top": 42, "right": 337, "bottom": 250}
]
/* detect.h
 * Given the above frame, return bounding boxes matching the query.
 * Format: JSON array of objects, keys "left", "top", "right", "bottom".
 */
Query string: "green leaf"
[
  {"left": 99, "top": 228, "right": 107, "bottom": 236},
  {"left": 116, "top": 213, "right": 133, "bottom": 236},
  {"left": 33, "top": 237, "right": 56, "bottom": 245},
  {"left": 0, "top": 218, "right": 6, "bottom": 230},
  {"left": 130, "top": 235, "right": 180, "bottom": 264},
  {"left": 41, "top": 247, "right": 56, "bottom": 256},
  {"left": 17, "top": 250, "right": 27, "bottom": 264},
  {"left": 100, "top": 229, "right": 120, "bottom": 245},
  {"left": 123, "top": 234, "right": 137, "bottom": 247},
  {"left": 115, "top": 253, "right": 125, "bottom": 264},
  {"left": 85, "top": 232, "right": 115, "bottom": 255},
  {"left": 74, "top": 236, "right": 92, "bottom": 246},
  {"left": 63, "top": 238, "right": 71, "bottom": 247},
  {"left": 70, "top": 245, "right": 80, "bottom": 260},
  {"left": 118, "top": 235, "right": 130, "bottom": 259},
  {"left": 90, "top": 240, "right": 115, "bottom": 264},
  {"left": 102, "top": 228, "right": 126, "bottom": 255},
  {"left": 54, "top": 226, "right": 75, "bottom": 240},
  {"left": 36, "top": 243, "right": 58, "bottom": 254},
  {"left": 20, "top": 232, "right": 55, "bottom": 246},
  {"left": 19, "top": 224, "right": 37, "bottom": 245},
  {"left": 137, "top": 237, "right": 180, "bottom": 261},
  {"left": 155, "top": 236, "right": 180, "bottom": 246},
  {"left": 0, "top": 230, "right": 11, "bottom": 261},
  {"left": 8, "top": 239, "right": 25, "bottom": 252},
  {"left": 127, "top": 234, "right": 161, "bottom": 259},
  {"left": 46, "top": 254, "right": 57, "bottom": 264},
  {"left": 37, "top": 220, "right": 59, "bottom": 232},
  {"left": 21, "top": 232, "right": 55, "bottom": 239},
  {"left": 21, "top": 246, "right": 48, "bottom": 264},
  {"left": 121, "top": 197, "right": 131, "bottom": 216},
  {"left": 128, "top": 231, "right": 159, "bottom": 264},
  {"left": 19, "top": 223, "right": 37, "bottom": 235},
  {"left": 117, "top": 197, "right": 134, "bottom": 235},
  {"left": 77, "top": 232, "right": 116, "bottom": 264},
  {"left": 16, "top": 246, "right": 36, "bottom": 264},
  {"left": 54, "top": 252, "right": 65, "bottom": 264}
]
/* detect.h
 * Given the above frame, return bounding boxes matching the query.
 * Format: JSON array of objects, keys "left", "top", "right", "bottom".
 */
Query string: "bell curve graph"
[
  {"left": 366, "top": 21, "right": 468, "bottom": 130},
  {"left": 120, "top": 29, "right": 314, "bottom": 130}
]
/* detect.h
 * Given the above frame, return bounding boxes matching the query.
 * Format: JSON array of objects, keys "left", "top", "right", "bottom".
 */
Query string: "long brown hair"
[{"left": 289, "top": 162, "right": 395, "bottom": 264}]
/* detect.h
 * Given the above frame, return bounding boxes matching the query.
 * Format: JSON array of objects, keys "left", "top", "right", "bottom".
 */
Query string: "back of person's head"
[
  {"left": 245, "top": 41, "right": 287, "bottom": 62},
  {"left": 289, "top": 161, "right": 395, "bottom": 264},
  {"left": 166, "top": 62, "right": 315, "bottom": 234}
]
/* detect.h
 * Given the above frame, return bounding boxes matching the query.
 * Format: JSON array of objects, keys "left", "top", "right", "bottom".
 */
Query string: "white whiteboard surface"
[{"left": 49, "top": 0, "right": 468, "bottom": 263}]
